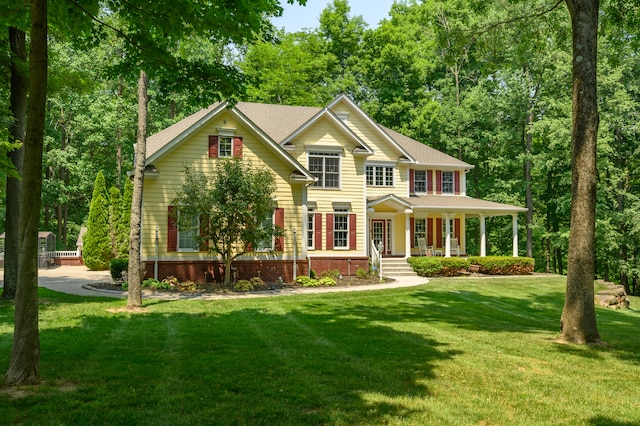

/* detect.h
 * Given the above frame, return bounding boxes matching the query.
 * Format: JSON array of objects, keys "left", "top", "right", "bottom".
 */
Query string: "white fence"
[{"left": 46, "top": 251, "right": 81, "bottom": 258}]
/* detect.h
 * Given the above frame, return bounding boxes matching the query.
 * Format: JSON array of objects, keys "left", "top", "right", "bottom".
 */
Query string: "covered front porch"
[{"left": 367, "top": 194, "right": 528, "bottom": 259}]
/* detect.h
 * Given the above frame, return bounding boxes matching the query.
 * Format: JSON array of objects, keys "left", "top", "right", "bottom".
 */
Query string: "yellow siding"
[
  {"left": 142, "top": 111, "right": 303, "bottom": 262},
  {"left": 287, "top": 116, "right": 366, "bottom": 256}
]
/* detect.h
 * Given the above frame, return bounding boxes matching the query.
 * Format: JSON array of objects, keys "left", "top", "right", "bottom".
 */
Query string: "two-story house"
[{"left": 141, "top": 95, "right": 527, "bottom": 282}]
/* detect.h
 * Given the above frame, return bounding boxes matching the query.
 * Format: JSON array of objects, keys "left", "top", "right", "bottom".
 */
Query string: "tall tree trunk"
[
  {"left": 615, "top": 127, "right": 631, "bottom": 294},
  {"left": 560, "top": 0, "right": 601, "bottom": 345},
  {"left": 524, "top": 116, "right": 534, "bottom": 258},
  {"left": 127, "top": 70, "right": 149, "bottom": 309},
  {"left": 2, "top": 27, "right": 27, "bottom": 301},
  {"left": 6, "top": 0, "right": 47, "bottom": 385}
]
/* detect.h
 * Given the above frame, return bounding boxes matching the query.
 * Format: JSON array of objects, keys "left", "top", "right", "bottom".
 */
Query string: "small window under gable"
[{"left": 209, "top": 127, "right": 242, "bottom": 159}]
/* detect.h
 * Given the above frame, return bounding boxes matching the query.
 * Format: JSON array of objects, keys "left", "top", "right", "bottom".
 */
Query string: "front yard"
[{"left": 1, "top": 275, "right": 639, "bottom": 425}]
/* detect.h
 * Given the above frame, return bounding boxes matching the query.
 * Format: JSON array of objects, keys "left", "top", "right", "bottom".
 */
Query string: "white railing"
[
  {"left": 43, "top": 251, "right": 81, "bottom": 258},
  {"left": 370, "top": 240, "right": 382, "bottom": 280}
]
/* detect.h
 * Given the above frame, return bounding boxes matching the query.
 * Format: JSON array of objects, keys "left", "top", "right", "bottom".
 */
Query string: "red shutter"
[
  {"left": 427, "top": 218, "right": 433, "bottom": 246},
  {"left": 314, "top": 213, "right": 322, "bottom": 250},
  {"left": 410, "top": 217, "right": 415, "bottom": 248},
  {"left": 326, "top": 214, "right": 334, "bottom": 250},
  {"left": 427, "top": 170, "right": 433, "bottom": 194},
  {"left": 167, "top": 206, "right": 177, "bottom": 251},
  {"left": 436, "top": 218, "right": 442, "bottom": 248},
  {"left": 233, "top": 136, "right": 243, "bottom": 158},
  {"left": 436, "top": 171, "right": 442, "bottom": 195},
  {"left": 455, "top": 218, "right": 461, "bottom": 244},
  {"left": 208, "top": 135, "right": 218, "bottom": 158},
  {"left": 454, "top": 171, "right": 461, "bottom": 195},
  {"left": 274, "top": 207, "right": 285, "bottom": 251},
  {"left": 349, "top": 214, "right": 357, "bottom": 250},
  {"left": 409, "top": 169, "right": 415, "bottom": 194}
]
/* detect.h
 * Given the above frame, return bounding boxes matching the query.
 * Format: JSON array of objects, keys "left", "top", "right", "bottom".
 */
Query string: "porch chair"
[
  {"left": 417, "top": 237, "right": 433, "bottom": 256},
  {"left": 450, "top": 238, "right": 460, "bottom": 256}
]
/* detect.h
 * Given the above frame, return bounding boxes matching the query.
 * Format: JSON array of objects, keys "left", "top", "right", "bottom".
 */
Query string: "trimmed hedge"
[
  {"left": 408, "top": 256, "right": 534, "bottom": 277},
  {"left": 468, "top": 256, "right": 535, "bottom": 275},
  {"left": 408, "top": 257, "right": 470, "bottom": 277}
]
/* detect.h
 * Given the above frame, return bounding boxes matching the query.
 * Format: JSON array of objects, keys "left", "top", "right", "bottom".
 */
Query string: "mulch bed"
[{"left": 87, "top": 275, "right": 394, "bottom": 295}]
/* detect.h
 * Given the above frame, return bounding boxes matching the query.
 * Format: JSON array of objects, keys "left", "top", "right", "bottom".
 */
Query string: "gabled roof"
[
  {"left": 233, "top": 102, "right": 321, "bottom": 143},
  {"left": 328, "top": 94, "right": 416, "bottom": 162},
  {"left": 145, "top": 102, "right": 315, "bottom": 183},
  {"left": 145, "top": 95, "right": 473, "bottom": 174},
  {"left": 146, "top": 103, "right": 225, "bottom": 161}
]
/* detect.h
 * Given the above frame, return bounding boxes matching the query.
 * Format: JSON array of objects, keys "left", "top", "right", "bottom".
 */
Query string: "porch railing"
[{"left": 370, "top": 240, "right": 383, "bottom": 281}]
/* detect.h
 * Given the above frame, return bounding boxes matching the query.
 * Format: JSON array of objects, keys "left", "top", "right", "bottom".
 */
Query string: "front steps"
[{"left": 381, "top": 257, "right": 419, "bottom": 277}]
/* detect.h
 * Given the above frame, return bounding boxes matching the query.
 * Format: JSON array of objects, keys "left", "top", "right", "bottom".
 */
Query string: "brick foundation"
[
  {"left": 54, "top": 257, "right": 84, "bottom": 266},
  {"left": 144, "top": 257, "right": 369, "bottom": 283}
]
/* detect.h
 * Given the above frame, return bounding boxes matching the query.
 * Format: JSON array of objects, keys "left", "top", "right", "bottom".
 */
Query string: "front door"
[{"left": 371, "top": 219, "right": 391, "bottom": 255}]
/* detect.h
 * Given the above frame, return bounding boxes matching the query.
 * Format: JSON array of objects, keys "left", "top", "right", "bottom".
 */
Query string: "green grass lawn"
[{"left": 1, "top": 275, "right": 639, "bottom": 425}]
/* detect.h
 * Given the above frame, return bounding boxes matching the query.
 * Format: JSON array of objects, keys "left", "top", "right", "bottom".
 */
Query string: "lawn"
[{"left": 1, "top": 275, "right": 639, "bottom": 425}]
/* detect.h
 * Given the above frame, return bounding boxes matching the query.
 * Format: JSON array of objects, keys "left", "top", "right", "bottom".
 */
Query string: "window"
[
  {"left": 219, "top": 136, "right": 233, "bottom": 158},
  {"left": 254, "top": 211, "right": 275, "bottom": 251},
  {"left": 178, "top": 215, "right": 200, "bottom": 252},
  {"left": 414, "top": 218, "right": 426, "bottom": 247},
  {"left": 366, "top": 165, "right": 394, "bottom": 187},
  {"left": 307, "top": 212, "right": 315, "bottom": 249},
  {"left": 309, "top": 152, "right": 341, "bottom": 188},
  {"left": 333, "top": 209, "right": 349, "bottom": 249},
  {"left": 442, "top": 171, "right": 454, "bottom": 194},
  {"left": 415, "top": 170, "right": 426, "bottom": 193}
]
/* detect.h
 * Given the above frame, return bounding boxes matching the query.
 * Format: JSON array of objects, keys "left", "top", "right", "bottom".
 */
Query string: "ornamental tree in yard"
[
  {"left": 83, "top": 171, "right": 112, "bottom": 270},
  {"left": 172, "top": 159, "right": 280, "bottom": 287}
]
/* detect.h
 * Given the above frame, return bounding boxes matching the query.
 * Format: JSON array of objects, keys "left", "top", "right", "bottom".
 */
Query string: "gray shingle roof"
[
  {"left": 145, "top": 99, "right": 473, "bottom": 170},
  {"left": 380, "top": 126, "right": 472, "bottom": 168}
]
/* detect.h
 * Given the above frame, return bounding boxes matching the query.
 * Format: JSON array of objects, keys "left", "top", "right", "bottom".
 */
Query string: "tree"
[
  {"left": 82, "top": 171, "right": 112, "bottom": 270},
  {"left": 126, "top": 70, "right": 148, "bottom": 309},
  {"left": 117, "top": 177, "right": 133, "bottom": 257},
  {"left": 559, "top": 0, "right": 601, "bottom": 344},
  {"left": 6, "top": 0, "right": 47, "bottom": 386},
  {"left": 172, "top": 160, "right": 279, "bottom": 287},
  {"left": 1, "top": 26, "right": 27, "bottom": 300}
]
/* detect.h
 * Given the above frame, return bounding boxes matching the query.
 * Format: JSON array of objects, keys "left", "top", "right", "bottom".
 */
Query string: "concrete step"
[{"left": 380, "top": 258, "right": 418, "bottom": 277}]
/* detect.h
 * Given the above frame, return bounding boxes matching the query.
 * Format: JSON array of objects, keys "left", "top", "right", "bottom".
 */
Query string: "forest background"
[{"left": 1, "top": 0, "right": 639, "bottom": 294}]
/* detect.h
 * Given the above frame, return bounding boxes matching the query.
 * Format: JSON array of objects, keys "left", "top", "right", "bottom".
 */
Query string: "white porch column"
[
  {"left": 444, "top": 213, "right": 451, "bottom": 257},
  {"left": 480, "top": 214, "right": 487, "bottom": 257},
  {"left": 405, "top": 209, "right": 412, "bottom": 259},
  {"left": 512, "top": 214, "right": 519, "bottom": 257}
]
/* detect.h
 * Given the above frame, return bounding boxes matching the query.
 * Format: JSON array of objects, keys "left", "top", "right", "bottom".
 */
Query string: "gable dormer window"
[
  {"left": 219, "top": 136, "right": 233, "bottom": 158},
  {"left": 309, "top": 151, "right": 341, "bottom": 189},
  {"left": 209, "top": 128, "right": 243, "bottom": 159}
]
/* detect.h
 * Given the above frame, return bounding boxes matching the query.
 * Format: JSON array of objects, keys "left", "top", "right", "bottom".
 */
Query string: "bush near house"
[
  {"left": 408, "top": 256, "right": 533, "bottom": 277},
  {"left": 468, "top": 256, "right": 535, "bottom": 275}
]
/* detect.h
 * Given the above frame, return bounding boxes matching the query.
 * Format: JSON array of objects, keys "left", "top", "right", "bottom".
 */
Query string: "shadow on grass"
[{"left": 2, "top": 294, "right": 461, "bottom": 425}]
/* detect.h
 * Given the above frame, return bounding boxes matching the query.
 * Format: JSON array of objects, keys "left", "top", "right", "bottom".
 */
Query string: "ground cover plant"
[{"left": 1, "top": 275, "right": 639, "bottom": 425}]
